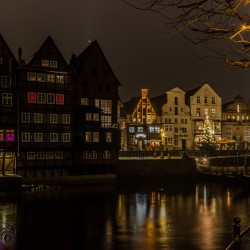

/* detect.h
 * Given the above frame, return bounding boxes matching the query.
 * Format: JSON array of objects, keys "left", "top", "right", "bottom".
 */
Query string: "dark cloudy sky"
[{"left": 1, "top": 0, "right": 250, "bottom": 103}]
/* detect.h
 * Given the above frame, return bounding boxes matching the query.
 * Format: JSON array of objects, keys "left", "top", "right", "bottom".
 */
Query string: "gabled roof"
[
  {"left": 75, "top": 40, "right": 121, "bottom": 86},
  {"left": 0, "top": 33, "right": 18, "bottom": 65},
  {"left": 28, "top": 36, "right": 69, "bottom": 69},
  {"left": 150, "top": 94, "right": 167, "bottom": 115},
  {"left": 185, "top": 85, "right": 202, "bottom": 105},
  {"left": 121, "top": 97, "right": 140, "bottom": 116}
]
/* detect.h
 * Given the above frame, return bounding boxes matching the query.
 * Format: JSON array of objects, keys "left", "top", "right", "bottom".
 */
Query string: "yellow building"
[
  {"left": 161, "top": 87, "right": 192, "bottom": 150},
  {"left": 186, "top": 83, "right": 222, "bottom": 149},
  {"left": 222, "top": 95, "right": 250, "bottom": 149}
]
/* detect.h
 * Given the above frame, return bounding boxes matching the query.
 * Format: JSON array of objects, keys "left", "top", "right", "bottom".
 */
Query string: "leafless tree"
[{"left": 123, "top": 0, "right": 250, "bottom": 69}]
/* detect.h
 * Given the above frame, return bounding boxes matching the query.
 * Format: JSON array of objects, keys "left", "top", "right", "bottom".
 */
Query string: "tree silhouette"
[{"left": 124, "top": 0, "right": 250, "bottom": 69}]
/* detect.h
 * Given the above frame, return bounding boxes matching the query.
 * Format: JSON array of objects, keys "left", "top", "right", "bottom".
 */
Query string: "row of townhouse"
[
  {"left": 0, "top": 34, "right": 120, "bottom": 178},
  {"left": 119, "top": 85, "right": 250, "bottom": 151}
]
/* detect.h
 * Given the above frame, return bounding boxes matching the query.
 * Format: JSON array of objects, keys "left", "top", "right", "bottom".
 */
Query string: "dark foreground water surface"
[{"left": 1, "top": 180, "right": 250, "bottom": 250}]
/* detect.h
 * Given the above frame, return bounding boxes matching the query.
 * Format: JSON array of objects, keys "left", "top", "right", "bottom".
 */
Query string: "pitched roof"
[{"left": 150, "top": 94, "right": 167, "bottom": 115}]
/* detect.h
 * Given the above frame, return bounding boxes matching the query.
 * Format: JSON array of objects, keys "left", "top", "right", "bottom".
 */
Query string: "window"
[
  {"left": 5, "top": 129, "right": 15, "bottom": 141},
  {"left": 195, "top": 121, "right": 203, "bottom": 130},
  {"left": 21, "top": 132, "right": 30, "bottom": 142},
  {"left": 211, "top": 108, "right": 216, "bottom": 117},
  {"left": 164, "top": 124, "right": 173, "bottom": 132},
  {"left": 62, "top": 114, "right": 70, "bottom": 124},
  {"left": 83, "top": 151, "right": 97, "bottom": 159},
  {"left": 182, "top": 128, "right": 187, "bottom": 133},
  {"left": 196, "top": 108, "right": 200, "bottom": 116},
  {"left": 214, "top": 121, "right": 221, "bottom": 133},
  {"left": 1, "top": 76, "right": 11, "bottom": 88},
  {"left": 86, "top": 113, "right": 92, "bottom": 121},
  {"left": 2, "top": 93, "right": 12, "bottom": 107},
  {"left": 174, "top": 97, "right": 178, "bottom": 105},
  {"left": 138, "top": 127, "right": 143, "bottom": 133},
  {"left": 50, "top": 114, "right": 58, "bottom": 124},
  {"left": 175, "top": 127, "right": 178, "bottom": 133},
  {"left": 47, "top": 93, "right": 55, "bottom": 104},
  {"left": 21, "top": 113, "right": 30, "bottom": 123},
  {"left": 37, "top": 93, "right": 46, "bottom": 104},
  {"left": 37, "top": 73, "right": 46, "bottom": 82},
  {"left": 56, "top": 94, "right": 64, "bottom": 104},
  {"left": 204, "top": 96, "right": 208, "bottom": 104},
  {"left": 204, "top": 108, "right": 208, "bottom": 116},
  {"left": 85, "top": 132, "right": 92, "bottom": 142},
  {"left": 93, "top": 113, "right": 99, "bottom": 121},
  {"left": 149, "top": 127, "right": 154, "bottom": 133},
  {"left": 174, "top": 107, "right": 178, "bottom": 115},
  {"left": 101, "top": 115, "right": 112, "bottom": 128},
  {"left": 225, "top": 125, "right": 232, "bottom": 138},
  {"left": 81, "top": 98, "right": 89, "bottom": 105},
  {"left": 0, "top": 130, "right": 3, "bottom": 141},
  {"left": 28, "top": 92, "right": 36, "bottom": 103},
  {"left": 95, "top": 99, "right": 112, "bottom": 114},
  {"left": 37, "top": 152, "right": 45, "bottom": 159},
  {"left": 50, "top": 133, "right": 58, "bottom": 142},
  {"left": 212, "top": 97, "right": 216, "bottom": 104},
  {"left": 62, "top": 133, "right": 71, "bottom": 142},
  {"left": 106, "top": 132, "right": 112, "bottom": 142},
  {"left": 103, "top": 151, "right": 110, "bottom": 159},
  {"left": 27, "top": 72, "right": 36, "bottom": 81},
  {"left": 50, "top": 60, "right": 58, "bottom": 68},
  {"left": 245, "top": 127, "right": 250, "bottom": 142},
  {"left": 27, "top": 152, "right": 35, "bottom": 160},
  {"left": 155, "top": 127, "right": 160, "bottom": 133},
  {"left": 46, "top": 152, "right": 54, "bottom": 159},
  {"left": 41, "top": 59, "right": 49, "bottom": 67},
  {"left": 56, "top": 75, "right": 64, "bottom": 83},
  {"left": 34, "top": 113, "right": 43, "bottom": 123},
  {"left": 34, "top": 133, "right": 43, "bottom": 142},
  {"left": 197, "top": 96, "right": 200, "bottom": 103},
  {"left": 167, "top": 137, "right": 173, "bottom": 145},
  {"left": 55, "top": 151, "right": 63, "bottom": 159},
  {"left": 129, "top": 127, "right": 135, "bottom": 133},
  {"left": 47, "top": 74, "right": 55, "bottom": 83},
  {"left": 93, "top": 132, "right": 99, "bottom": 142},
  {"left": 174, "top": 137, "right": 178, "bottom": 146}
]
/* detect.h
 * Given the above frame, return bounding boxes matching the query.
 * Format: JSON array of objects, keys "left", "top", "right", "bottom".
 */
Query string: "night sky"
[{"left": 1, "top": 0, "right": 250, "bottom": 103}]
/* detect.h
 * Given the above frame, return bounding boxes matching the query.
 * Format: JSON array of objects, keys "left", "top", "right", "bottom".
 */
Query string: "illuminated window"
[
  {"left": 196, "top": 108, "right": 200, "bottom": 116},
  {"left": 155, "top": 127, "right": 160, "bottom": 133},
  {"left": 1, "top": 76, "right": 11, "bottom": 88},
  {"left": 28, "top": 92, "right": 36, "bottom": 103},
  {"left": 129, "top": 127, "right": 135, "bottom": 133},
  {"left": 21, "top": 113, "right": 30, "bottom": 123},
  {"left": 85, "top": 132, "right": 92, "bottom": 142},
  {"left": 167, "top": 137, "right": 173, "bottom": 145},
  {"left": 2, "top": 93, "right": 12, "bottom": 107},
  {"left": 27, "top": 72, "right": 36, "bottom": 81},
  {"left": 245, "top": 127, "right": 250, "bottom": 142},
  {"left": 103, "top": 151, "right": 110, "bottom": 159},
  {"left": 37, "top": 152, "right": 45, "bottom": 159},
  {"left": 47, "top": 74, "right": 55, "bottom": 83},
  {"left": 37, "top": 93, "right": 46, "bottom": 104},
  {"left": 95, "top": 99, "right": 112, "bottom": 114},
  {"left": 27, "top": 152, "right": 35, "bottom": 160},
  {"left": 138, "top": 127, "right": 143, "bottom": 133},
  {"left": 62, "top": 114, "right": 70, "bottom": 124},
  {"left": 83, "top": 151, "right": 97, "bottom": 159},
  {"left": 34, "top": 113, "right": 43, "bottom": 123},
  {"left": 41, "top": 60, "right": 49, "bottom": 67},
  {"left": 56, "top": 94, "right": 64, "bottom": 104},
  {"left": 237, "top": 105, "right": 240, "bottom": 113},
  {"left": 21, "top": 132, "right": 30, "bottom": 142},
  {"left": 46, "top": 152, "right": 54, "bottom": 159},
  {"left": 211, "top": 108, "right": 216, "bottom": 117},
  {"left": 93, "top": 113, "right": 99, "bottom": 121},
  {"left": 55, "top": 151, "right": 63, "bottom": 159},
  {"left": 101, "top": 115, "right": 112, "bottom": 128},
  {"left": 37, "top": 73, "right": 46, "bottom": 82},
  {"left": 5, "top": 130, "right": 14, "bottom": 141},
  {"left": 93, "top": 132, "right": 99, "bottom": 142},
  {"left": 204, "top": 108, "right": 208, "bottom": 116},
  {"left": 47, "top": 93, "right": 55, "bottom": 104},
  {"left": 0, "top": 130, "right": 4, "bottom": 141},
  {"left": 81, "top": 98, "right": 89, "bottom": 105},
  {"left": 50, "top": 133, "right": 58, "bottom": 142},
  {"left": 34, "top": 133, "right": 43, "bottom": 142},
  {"left": 50, "top": 114, "right": 58, "bottom": 124},
  {"left": 86, "top": 113, "right": 92, "bottom": 121},
  {"left": 106, "top": 132, "right": 112, "bottom": 142},
  {"left": 50, "top": 60, "right": 58, "bottom": 68},
  {"left": 62, "top": 133, "right": 71, "bottom": 142},
  {"left": 56, "top": 75, "right": 64, "bottom": 83}
]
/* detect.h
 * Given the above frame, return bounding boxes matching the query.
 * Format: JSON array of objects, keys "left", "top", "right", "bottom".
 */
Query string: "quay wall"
[{"left": 117, "top": 158, "right": 196, "bottom": 179}]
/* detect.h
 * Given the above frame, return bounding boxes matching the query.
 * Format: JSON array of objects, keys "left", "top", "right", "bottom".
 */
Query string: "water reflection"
[{"left": 0, "top": 182, "right": 250, "bottom": 250}]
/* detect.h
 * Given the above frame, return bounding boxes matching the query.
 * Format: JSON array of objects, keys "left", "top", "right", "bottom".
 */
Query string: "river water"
[{"left": 1, "top": 180, "right": 250, "bottom": 250}]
